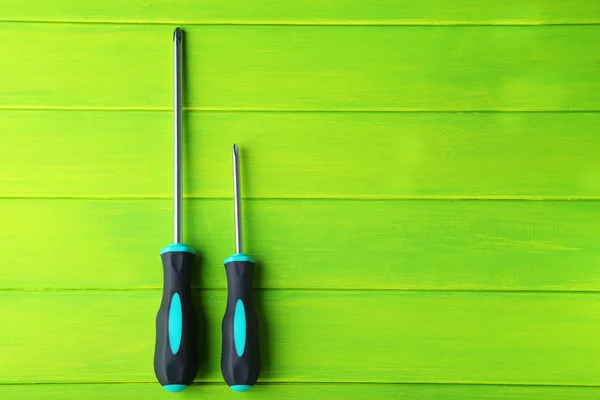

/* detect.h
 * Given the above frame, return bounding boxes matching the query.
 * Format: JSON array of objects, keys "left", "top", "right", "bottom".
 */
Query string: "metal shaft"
[
  {"left": 173, "top": 28, "right": 183, "bottom": 244},
  {"left": 233, "top": 144, "right": 243, "bottom": 254}
]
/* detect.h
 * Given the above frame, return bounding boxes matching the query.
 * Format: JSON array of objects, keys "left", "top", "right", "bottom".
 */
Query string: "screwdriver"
[
  {"left": 153, "top": 27, "right": 199, "bottom": 393},
  {"left": 221, "top": 144, "right": 261, "bottom": 392}
]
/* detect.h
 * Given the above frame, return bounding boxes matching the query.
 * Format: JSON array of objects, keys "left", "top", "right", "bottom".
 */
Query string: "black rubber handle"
[
  {"left": 221, "top": 258, "right": 260, "bottom": 391},
  {"left": 154, "top": 248, "right": 198, "bottom": 392}
]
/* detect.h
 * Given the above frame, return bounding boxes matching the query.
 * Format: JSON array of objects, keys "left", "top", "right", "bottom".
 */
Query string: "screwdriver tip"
[{"left": 174, "top": 27, "right": 182, "bottom": 42}]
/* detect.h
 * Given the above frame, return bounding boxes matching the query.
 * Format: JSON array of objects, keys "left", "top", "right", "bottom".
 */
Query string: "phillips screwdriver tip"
[{"left": 174, "top": 27, "right": 182, "bottom": 42}]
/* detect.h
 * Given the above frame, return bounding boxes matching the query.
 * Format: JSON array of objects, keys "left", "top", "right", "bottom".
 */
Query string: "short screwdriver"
[
  {"left": 153, "top": 27, "right": 199, "bottom": 393},
  {"left": 221, "top": 144, "right": 261, "bottom": 392}
]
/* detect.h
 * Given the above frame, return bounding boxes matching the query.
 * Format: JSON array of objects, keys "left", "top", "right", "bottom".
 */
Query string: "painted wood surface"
[
  {"left": 1, "top": 24, "right": 600, "bottom": 111},
  {"left": 1, "top": 111, "right": 599, "bottom": 198},
  {"left": 4, "top": 383, "right": 600, "bottom": 400},
  {"left": 1, "top": 0, "right": 599, "bottom": 25},
  {"left": 3, "top": 291, "right": 600, "bottom": 384},
  {"left": 1, "top": 200, "right": 598, "bottom": 290},
  {"left": 0, "top": 1, "right": 598, "bottom": 399}
]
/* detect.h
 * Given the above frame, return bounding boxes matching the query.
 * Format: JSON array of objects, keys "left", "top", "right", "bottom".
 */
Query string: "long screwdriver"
[
  {"left": 153, "top": 27, "right": 199, "bottom": 393},
  {"left": 221, "top": 144, "right": 261, "bottom": 392}
]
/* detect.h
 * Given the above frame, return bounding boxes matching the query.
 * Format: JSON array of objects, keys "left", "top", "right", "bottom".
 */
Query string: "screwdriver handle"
[
  {"left": 221, "top": 254, "right": 260, "bottom": 392},
  {"left": 154, "top": 244, "right": 198, "bottom": 392}
]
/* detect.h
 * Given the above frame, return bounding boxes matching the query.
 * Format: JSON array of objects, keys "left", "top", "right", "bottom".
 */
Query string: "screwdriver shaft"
[
  {"left": 174, "top": 28, "right": 183, "bottom": 244},
  {"left": 233, "top": 144, "right": 243, "bottom": 254}
]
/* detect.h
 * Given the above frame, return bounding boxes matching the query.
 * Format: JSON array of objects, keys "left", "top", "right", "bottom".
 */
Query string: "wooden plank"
[
  {"left": 1, "top": 199, "right": 598, "bottom": 291},
  {"left": 2, "top": 111, "right": 599, "bottom": 198},
  {"left": 1, "top": 0, "right": 599, "bottom": 25},
  {"left": 3, "top": 383, "right": 600, "bottom": 400},
  {"left": 2, "top": 291, "right": 600, "bottom": 384},
  {"left": 1, "top": 24, "right": 599, "bottom": 110}
]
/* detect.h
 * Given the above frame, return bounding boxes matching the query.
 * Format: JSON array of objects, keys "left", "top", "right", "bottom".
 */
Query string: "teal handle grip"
[{"left": 154, "top": 244, "right": 198, "bottom": 392}]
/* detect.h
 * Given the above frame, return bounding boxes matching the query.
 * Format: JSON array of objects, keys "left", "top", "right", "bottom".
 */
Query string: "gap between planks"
[
  {"left": 1, "top": 195, "right": 600, "bottom": 201},
  {"left": 3, "top": 381, "right": 600, "bottom": 388},
  {"left": 2, "top": 106, "right": 600, "bottom": 113},
  {"left": 0, "top": 19, "right": 600, "bottom": 27},
  {"left": 3, "top": 288, "right": 600, "bottom": 294}
]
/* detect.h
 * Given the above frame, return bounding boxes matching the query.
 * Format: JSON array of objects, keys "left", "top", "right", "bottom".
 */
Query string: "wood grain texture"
[
  {"left": 1, "top": 1, "right": 599, "bottom": 396},
  {"left": 2, "top": 291, "right": 600, "bottom": 384},
  {"left": 1, "top": 24, "right": 599, "bottom": 110},
  {"left": 1, "top": 199, "right": 598, "bottom": 290},
  {"left": 1, "top": 110, "right": 599, "bottom": 198},
  {"left": 3, "top": 383, "right": 600, "bottom": 400},
  {"left": 1, "top": 0, "right": 599, "bottom": 24}
]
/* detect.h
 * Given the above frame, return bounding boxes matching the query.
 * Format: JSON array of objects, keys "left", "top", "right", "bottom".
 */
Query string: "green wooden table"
[{"left": 1, "top": 1, "right": 600, "bottom": 399}]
